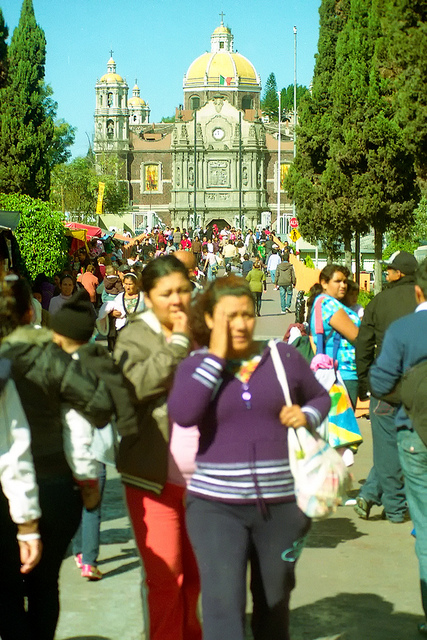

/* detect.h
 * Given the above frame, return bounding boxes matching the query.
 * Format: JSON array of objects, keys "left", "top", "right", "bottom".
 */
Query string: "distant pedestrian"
[
  {"left": 246, "top": 260, "right": 266, "bottom": 316},
  {"left": 275, "top": 255, "right": 296, "bottom": 313}
]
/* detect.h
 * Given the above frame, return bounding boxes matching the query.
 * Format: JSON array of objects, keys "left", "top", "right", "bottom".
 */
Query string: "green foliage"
[
  {"left": 261, "top": 72, "right": 279, "bottom": 120},
  {"left": 304, "top": 255, "right": 316, "bottom": 269},
  {"left": 382, "top": 237, "right": 418, "bottom": 260},
  {"left": 0, "top": 192, "right": 67, "bottom": 280},
  {"left": 50, "top": 154, "right": 129, "bottom": 221},
  {"left": 413, "top": 196, "right": 427, "bottom": 244},
  {"left": 280, "top": 85, "right": 310, "bottom": 116},
  {"left": 357, "top": 289, "right": 374, "bottom": 307},
  {"left": 0, "top": 9, "right": 8, "bottom": 88},
  {"left": 161, "top": 115, "right": 176, "bottom": 123},
  {"left": 0, "top": 0, "right": 54, "bottom": 200},
  {"left": 379, "top": 0, "right": 427, "bottom": 182},
  {"left": 286, "top": 0, "right": 420, "bottom": 265}
]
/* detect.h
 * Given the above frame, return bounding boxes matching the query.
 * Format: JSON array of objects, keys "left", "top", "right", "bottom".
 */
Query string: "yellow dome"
[
  {"left": 128, "top": 96, "right": 146, "bottom": 106},
  {"left": 100, "top": 72, "right": 124, "bottom": 83},
  {"left": 213, "top": 25, "right": 230, "bottom": 34},
  {"left": 184, "top": 51, "right": 259, "bottom": 88}
]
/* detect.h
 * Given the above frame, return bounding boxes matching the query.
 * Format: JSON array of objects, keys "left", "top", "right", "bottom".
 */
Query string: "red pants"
[{"left": 125, "top": 482, "right": 202, "bottom": 640}]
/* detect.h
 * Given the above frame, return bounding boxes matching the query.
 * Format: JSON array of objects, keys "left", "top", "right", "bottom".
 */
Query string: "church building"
[{"left": 94, "top": 19, "right": 295, "bottom": 233}]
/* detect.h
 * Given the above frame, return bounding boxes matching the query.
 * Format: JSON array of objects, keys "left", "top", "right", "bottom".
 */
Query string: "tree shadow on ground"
[{"left": 305, "top": 518, "right": 367, "bottom": 549}]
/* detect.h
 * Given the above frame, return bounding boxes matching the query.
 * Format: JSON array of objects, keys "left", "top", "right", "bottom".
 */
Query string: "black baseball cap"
[{"left": 383, "top": 251, "right": 418, "bottom": 275}]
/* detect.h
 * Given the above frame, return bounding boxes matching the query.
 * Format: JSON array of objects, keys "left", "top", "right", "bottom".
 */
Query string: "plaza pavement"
[{"left": 54, "top": 283, "right": 424, "bottom": 640}]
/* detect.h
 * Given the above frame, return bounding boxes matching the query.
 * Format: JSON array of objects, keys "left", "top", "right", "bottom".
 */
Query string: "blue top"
[{"left": 310, "top": 295, "right": 360, "bottom": 380}]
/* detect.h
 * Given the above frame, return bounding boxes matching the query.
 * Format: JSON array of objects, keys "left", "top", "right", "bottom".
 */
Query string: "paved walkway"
[{"left": 54, "top": 284, "right": 424, "bottom": 639}]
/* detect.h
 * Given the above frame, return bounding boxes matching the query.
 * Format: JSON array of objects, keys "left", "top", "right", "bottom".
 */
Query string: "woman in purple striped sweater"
[{"left": 168, "top": 276, "right": 330, "bottom": 640}]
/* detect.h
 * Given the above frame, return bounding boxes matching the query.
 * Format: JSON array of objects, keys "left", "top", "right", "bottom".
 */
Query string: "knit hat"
[
  {"left": 383, "top": 250, "right": 418, "bottom": 275},
  {"left": 50, "top": 289, "right": 96, "bottom": 341}
]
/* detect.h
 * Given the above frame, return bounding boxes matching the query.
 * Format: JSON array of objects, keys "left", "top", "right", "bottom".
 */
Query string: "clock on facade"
[{"left": 212, "top": 128, "right": 225, "bottom": 140}]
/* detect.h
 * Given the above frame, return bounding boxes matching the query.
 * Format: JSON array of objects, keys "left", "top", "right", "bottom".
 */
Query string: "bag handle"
[{"left": 268, "top": 339, "right": 292, "bottom": 407}]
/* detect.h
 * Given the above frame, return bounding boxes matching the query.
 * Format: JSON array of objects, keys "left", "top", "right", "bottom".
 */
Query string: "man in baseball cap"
[{"left": 383, "top": 250, "right": 419, "bottom": 279}]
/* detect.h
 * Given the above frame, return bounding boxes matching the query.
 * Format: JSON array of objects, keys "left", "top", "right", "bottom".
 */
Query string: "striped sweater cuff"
[
  {"left": 170, "top": 333, "right": 191, "bottom": 350},
  {"left": 191, "top": 356, "right": 224, "bottom": 390},
  {"left": 301, "top": 405, "right": 323, "bottom": 431}
]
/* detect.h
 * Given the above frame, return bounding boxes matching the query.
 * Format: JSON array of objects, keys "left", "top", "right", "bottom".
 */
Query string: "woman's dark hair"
[
  {"left": 307, "top": 264, "right": 350, "bottom": 319},
  {"left": 141, "top": 255, "right": 190, "bottom": 294},
  {"left": 190, "top": 275, "right": 255, "bottom": 347},
  {"left": 0, "top": 273, "right": 33, "bottom": 341}
]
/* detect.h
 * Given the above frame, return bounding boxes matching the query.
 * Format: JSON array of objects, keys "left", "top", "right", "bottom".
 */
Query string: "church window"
[
  {"left": 219, "top": 42, "right": 224, "bottom": 49},
  {"left": 99, "top": 94, "right": 103, "bottom": 106},
  {"left": 190, "top": 96, "right": 200, "bottom": 110},
  {"left": 107, "top": 119, "right": 114, "bottom": 139},
  {"left": 107, "top": 92, "right": 113, "bottom": 107},
  {"left": 242, "top": 96, "right": 252, "bottom": 110}
]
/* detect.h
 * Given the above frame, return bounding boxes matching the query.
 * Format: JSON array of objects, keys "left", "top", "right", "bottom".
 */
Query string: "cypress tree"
[
  {"left": 0, "top": 9, "right": 8, "bottom": 89},
  {"left": 285, "top": 0, "right": 350, "bottom": 259},
  {"left": 0, "top": 0, "right": 54, "bottom": 200},
  {"left": 379, "top": 0, "right": 427, "bottom": 182}
]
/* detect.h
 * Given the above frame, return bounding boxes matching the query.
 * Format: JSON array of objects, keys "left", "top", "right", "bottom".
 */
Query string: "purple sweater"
[{"left": 168, "top": 341, "right": 330, "bottom": 505}]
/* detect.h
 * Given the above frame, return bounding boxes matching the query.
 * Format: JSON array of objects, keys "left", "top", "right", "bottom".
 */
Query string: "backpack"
[{"left": 400, "top": 360, "right": 427, "bottom": 446}]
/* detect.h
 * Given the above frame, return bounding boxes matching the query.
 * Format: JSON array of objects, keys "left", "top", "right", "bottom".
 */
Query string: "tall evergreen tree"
[
  {"left": 379, "top": 0, "right": 427, "bottom": 182},
  {"left": 0, "top": 9, "right": 8, "bottom": 89},
  {"left": 0, "top": 0, "right": 54, "bottom": 200},
  {"left": 285, "top": 0, "right": 350, "bottom": 259},
  {"left": 261, "top": 72, "right": 279, "bottom": 120},
  {"left": 280, "top": 84, "right": 310, "bottom": 116}
]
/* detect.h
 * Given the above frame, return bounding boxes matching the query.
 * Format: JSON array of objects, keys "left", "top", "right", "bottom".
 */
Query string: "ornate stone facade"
[{"left": 94, "top": 23, "right": 295, "bottom": 231}]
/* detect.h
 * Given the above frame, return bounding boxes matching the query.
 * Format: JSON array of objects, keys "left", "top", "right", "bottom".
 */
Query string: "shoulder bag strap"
[{"left": 268, "top": 339, "right": 292, "bottom": 407}]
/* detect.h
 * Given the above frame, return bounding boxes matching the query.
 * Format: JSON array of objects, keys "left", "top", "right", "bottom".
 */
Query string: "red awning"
[{"left": 64, "top": 222, "right": 103, "bottom": 239}]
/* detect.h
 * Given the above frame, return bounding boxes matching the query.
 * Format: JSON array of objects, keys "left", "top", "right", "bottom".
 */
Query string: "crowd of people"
[{"left": 1, "top": 223, "right": 427, "bottom": 640}]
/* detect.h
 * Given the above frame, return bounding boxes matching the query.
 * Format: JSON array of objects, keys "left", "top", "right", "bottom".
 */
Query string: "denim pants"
[
  {"left": 186, "top": 496, "right": 310, "bottom": 640},
  {"left": 72, "top": 462, "right": 107, "bottom": 566},
  {"left": 360, "top": 398, "right": 406, "bottom": 521},
  {"left": 397, "top": 429, "right": 427, "bottom": 617},
  {"left": 279, "top": 286, "right": 293, "bottom": 312}
]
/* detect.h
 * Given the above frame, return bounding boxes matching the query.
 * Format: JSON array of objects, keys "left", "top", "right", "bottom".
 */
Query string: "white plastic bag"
[{"left": 268, "top": 339, "right": 349, "bottom": 520}]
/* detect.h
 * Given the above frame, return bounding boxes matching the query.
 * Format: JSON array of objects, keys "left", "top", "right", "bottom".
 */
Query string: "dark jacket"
[
  {"left": 76, "top": 342, "right": 138, "bottom": 438},
  {"left": 275, "top": 262, "right": 296, "bottom": 287},
  {"left": 355, "top": 275, "right": 417, "bottom": 397},
  {"left": 0, "top": 326, "right": 114, "bottom": 479}
]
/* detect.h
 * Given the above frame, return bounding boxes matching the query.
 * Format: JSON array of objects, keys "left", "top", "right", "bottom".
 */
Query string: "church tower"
[
  {"left": 94, "top": 56, "right": 129, "bottom": 153},
  {"left": 128, "top": 82, "right": 150, "bottom": 126}
]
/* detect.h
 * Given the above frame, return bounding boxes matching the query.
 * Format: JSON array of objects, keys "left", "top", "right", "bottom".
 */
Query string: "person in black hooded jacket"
[{"left": 0, "top": 276, "right": 115, "bottom": 640}]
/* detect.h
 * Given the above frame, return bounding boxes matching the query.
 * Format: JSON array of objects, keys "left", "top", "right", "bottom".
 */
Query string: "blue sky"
[{"left": 3, "top": 0, "right": 321, "bottom": 158}]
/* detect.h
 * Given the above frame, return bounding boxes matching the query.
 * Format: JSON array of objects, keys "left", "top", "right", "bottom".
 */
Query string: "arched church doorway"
[{"left": 206, "top": 218, "right": 229, "bottom": 233}]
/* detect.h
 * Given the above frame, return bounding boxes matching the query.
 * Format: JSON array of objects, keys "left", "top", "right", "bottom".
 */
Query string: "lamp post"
[
  {"left": 293, "top": 25, "right": 298, "bottom": 253},
  {"left": 193, "top": 110, "right": 197, "bottom": 232},
  {"left": 276, "top": 90, "right": 281, "bottom": 235}
]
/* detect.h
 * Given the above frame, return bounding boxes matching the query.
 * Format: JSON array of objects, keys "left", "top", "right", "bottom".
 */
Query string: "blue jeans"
[
  {"left": 279, "top": 286, "right": 293, "bottom": 312},
  {"left": 270, "top": 270, "right": 276, "bottom": 284},
  {"left": 186, "top": 496, "right": 310, "bottom": 640},
  {"left": 72, "top": 463, "right": 106, "bottom": 566},
  {"left": 397, "top": 429, "right": 427, "bottom": 617},
  {"left": 359, "top": 398, "right": 406, "bottom": 521}
]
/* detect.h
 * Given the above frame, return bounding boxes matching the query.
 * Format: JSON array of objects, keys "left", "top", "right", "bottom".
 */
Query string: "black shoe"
[
  {"left": 354, "top": 496, "right": 373, "bottom": 519},
  {"left": 418, "top": 622, "right": 427, "bottom": 636}
]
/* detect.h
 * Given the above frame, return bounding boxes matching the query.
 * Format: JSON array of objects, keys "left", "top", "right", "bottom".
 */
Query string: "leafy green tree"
[
  {"left": 51, "top": 154, "right": 129, "bottom": 221},
  {"left": 0, "top": 0, "right": 54, "bottom": 200},
  {"left": 161, "top": 115, "right": 176, "bottom": 123},
  {"left": 261, "top": 72, "right": 279, "bottom": 120},
  {"left": 0, "top": 192, "right": 68, "bottom": 280},
  {"left": 0, "top": 9, "right": 8, "bottom": 88}
]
